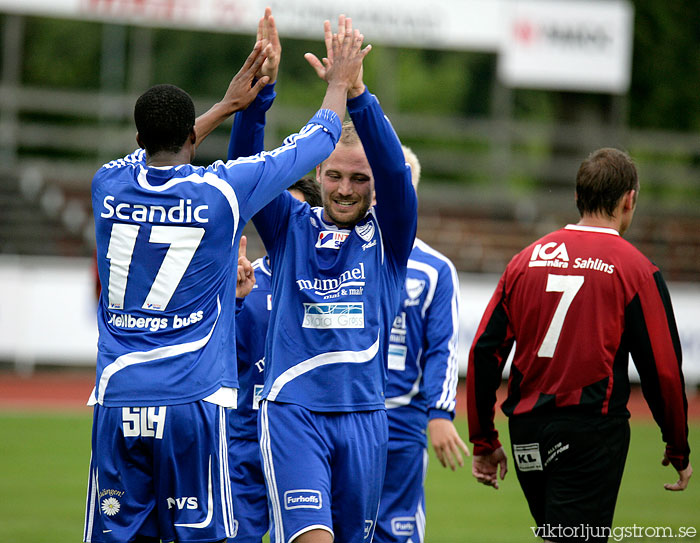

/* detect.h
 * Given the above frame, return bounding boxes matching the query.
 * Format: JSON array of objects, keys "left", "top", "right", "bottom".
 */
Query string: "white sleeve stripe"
[
  {"left": 413, "top": 240, "right": 461, "bottom": 412},
  {"left": 213, "top": 123, "right": 325, "bottom": 169},
  {"left": 253, "top": 257, "right": 272, "bottom": 277},
  {"left": 437, "top": 262, "right": 460, "bottom": 411}
]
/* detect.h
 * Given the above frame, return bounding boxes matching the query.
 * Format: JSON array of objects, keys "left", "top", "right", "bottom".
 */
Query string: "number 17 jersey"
[{"left": 90, "top": 111, "right": 341, "bottom": 407}]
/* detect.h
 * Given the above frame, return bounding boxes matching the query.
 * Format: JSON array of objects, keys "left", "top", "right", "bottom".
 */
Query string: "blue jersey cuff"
[
  {"left": 347, "top": 87, "right": 373, "bottom": 113},
  {"left": 428, "top": 408, "right": 455, "bottom": 421},
  {"left": 310, "top": 109, "right": 342, "bottom": 144},
  {"left": 252, "top": 81, "right": 276, "bottom": 111}
]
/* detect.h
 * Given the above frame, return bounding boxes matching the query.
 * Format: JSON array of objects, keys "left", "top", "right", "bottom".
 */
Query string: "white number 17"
[
  {"left": 537, "top": 274, "right": 584, "bottom": 358},
  {"left": 106, "top": 223, "right": 204, "bottom": 311}
]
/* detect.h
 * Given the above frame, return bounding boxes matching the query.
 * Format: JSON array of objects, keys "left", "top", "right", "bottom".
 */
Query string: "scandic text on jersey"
[{"left": 101, "top": 195, "right": 209, "bottom": 224}]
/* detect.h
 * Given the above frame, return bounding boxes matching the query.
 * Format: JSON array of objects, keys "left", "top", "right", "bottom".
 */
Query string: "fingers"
[
  {"left": 336, "top": 14, "right": 347, "bottom": 44},
  {"left": 262, "top": 7, "right": 272, "bottom": 41},
  {"left": 472, "top": 464, "right": 499, "bottom": 489},
  {"left": 238, "top": 235, "right": 247, "bottom": 259},
  {"left": 267, "top": 11, "right": 280, "bottom": 49},
  {"left": 247, "top": 40, "right": 264, "bottom": 67},
  {"left": 434, "top": 447, "right": 447, "bottom": 469},
  {"left": 247, "top": 45, "right": 269, "bottom": 81},
  {"left": 251, "top": 76, "right": 270, "bottom": 95},
  {"left": 499, "top": 457, "right": 508, "bottom": 480},
  {"left": 238, "top": 40, "right": 268, "bottom": 80},
  {"left": 664, "top": 471, "right": 689, "bottom": 491},
  {"left": 664, "top": 480, "right": 687, "bottom": 491},
  {"left": 360, "top": 43, "right": 373, "bottom": 60},
  {"left": 664, "top": 464, "right": 692, "bottom": 491},
  {"left": 304, "top": 53, "right": 326, "bottom": 79},
  {"left": 439, "top": 440, "right": 464, "bottom": 471},
  {"left": 323, "top": 20, "right": 333, "bottom": 61},
  {"left": 445, "top": 444, "right": 459, "bottom": 470},
  {"left": 459, "top": 437, "right": 471, "bottom": 458}
]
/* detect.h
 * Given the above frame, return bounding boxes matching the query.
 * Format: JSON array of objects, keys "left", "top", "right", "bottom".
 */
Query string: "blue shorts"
[
  {"left": 84, "top": 401, "right": 235, "bottom": 543},
  {"left": 375, "top": 440, "right": 428, "bottom": 543},
  {"left": 258, "top": 400, "right": 388, "bottom": 543},
  {"left": 228, "top": 436, "right": 268, "bottom": 543}
]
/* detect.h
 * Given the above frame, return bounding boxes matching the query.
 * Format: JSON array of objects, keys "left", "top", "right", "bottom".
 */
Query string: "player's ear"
[
  {"left": 315, "top": 164, "right": 322, "bottom": 183},
  {"left": 136, "top": 133, "right": 145, "bottom": 150}
]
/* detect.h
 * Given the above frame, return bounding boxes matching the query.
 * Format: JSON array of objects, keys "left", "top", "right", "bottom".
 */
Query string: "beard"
[{"left": 322, "top": 197, "right": 372, "bottom": 229}]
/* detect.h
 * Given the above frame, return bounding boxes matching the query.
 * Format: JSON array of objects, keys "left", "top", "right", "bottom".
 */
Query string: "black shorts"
[{"left": 509, "top": 413, "right": 630, "bottom": 542}]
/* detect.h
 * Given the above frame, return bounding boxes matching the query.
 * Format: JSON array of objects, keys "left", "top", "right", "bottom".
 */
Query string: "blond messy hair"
[{"left": 402, "top": 145, "right": 421, "bottom": 190}]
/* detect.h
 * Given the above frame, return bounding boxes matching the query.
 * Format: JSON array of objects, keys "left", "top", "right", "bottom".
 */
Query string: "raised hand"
[
  {"left": 305, "top": 15, "right": 370, "bottom": 96},
  {"left": 194, "top": 40, "right": 270, "bottom": 146},
  {"left": 220, "top": 40, "right": 272, "bottom": 113},
  {"left": 236, "top": 235, "right": 256, "bottom": 298},
  {"left": 257, "top": 7, "right": 281, "bottom": 84}
]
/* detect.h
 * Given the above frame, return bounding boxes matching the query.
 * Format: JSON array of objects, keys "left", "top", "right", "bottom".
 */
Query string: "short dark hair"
[
  {"left": 575, "top": 148, "right": 639, "bottom": 217},
  {"left": 134, "top": 84, "right": 195, "bottom": 155},
  {"left": 288, "top": 177, "right": 322, "bottom": 207}
]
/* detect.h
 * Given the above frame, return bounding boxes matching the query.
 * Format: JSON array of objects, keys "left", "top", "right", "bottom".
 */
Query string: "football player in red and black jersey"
[{"left": 467, "top": 148, "right": 691, "bottom": 542}]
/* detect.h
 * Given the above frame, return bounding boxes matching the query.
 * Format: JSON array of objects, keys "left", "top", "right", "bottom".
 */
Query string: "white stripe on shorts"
[
  {"left": 259, "top": 401, "right": 284, "bottom": 543},
  {"left": 83, "top": 459, "right": 97, "bottom": 543},
  {"left": 218, "top": 405, "right": 235, "bottom": 537}
]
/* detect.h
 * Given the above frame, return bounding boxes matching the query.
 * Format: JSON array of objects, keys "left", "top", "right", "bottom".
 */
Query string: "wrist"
[
  {"left": 327, "top": 80, "right": 351, "bottom": 93},
  {"left": 213, "top": 99, "right": 238, "bottom": 118},
  {"left": 348, "top": 83, "right": 366, "bottom": 99}
]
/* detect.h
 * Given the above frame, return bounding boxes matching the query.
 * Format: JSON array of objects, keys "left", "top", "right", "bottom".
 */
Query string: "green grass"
[
  {"left": 0, "top": 412, "right": 697, "bottom": 543},
  {"left": 424, "top": 418, "right": 700, "bottom": 542}
]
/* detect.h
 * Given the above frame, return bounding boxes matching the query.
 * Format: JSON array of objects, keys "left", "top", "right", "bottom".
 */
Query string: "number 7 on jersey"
[{"left": 537, "top": 274, "right": 584, "bottom": 358}]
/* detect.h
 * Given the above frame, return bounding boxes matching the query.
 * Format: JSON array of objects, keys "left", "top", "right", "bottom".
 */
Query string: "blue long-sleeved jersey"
[
  {"left": 230, "top": 257, "right": 272, "bottom": 440},
  {"left": 243, "top": 88, "right": 418, "bottom": 411},
  {"left": 90, "top": 108, "right": 341, "bottom": 407},
  {"left": 385, "top": 239, "right": 461, "bottom": 444}
]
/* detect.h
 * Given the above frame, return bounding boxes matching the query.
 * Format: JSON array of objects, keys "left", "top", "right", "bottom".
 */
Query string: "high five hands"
[{"left": 305, "top": 15, "right": 371, "bottom": 97}]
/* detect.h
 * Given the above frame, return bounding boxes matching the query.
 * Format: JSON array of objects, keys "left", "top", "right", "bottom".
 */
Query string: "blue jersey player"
[
  {"left": 374, "top": 147, "right": 470, "bottom": 543},
  {"left": 236, "top": 16, "right": 418, "bottom": 543},
  {"left": 83, "top": 18, "right": 370, "bottom": 543},
  {"left": 229, "top": 182, "right": 322, "bottom": 543}
]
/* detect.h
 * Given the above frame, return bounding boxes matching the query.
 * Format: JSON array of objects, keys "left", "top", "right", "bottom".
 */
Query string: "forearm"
[
  {"left": 228, "top": 83, "right": 276, "bottom": 160},
  {"left": 348, "top": 88, "right": 417, "bottom": 259},
  {"left": 628, "top": 272, "right": 689, "bottom": 469},
  {"left": 194, "top": 101, "right": 237, "bottom": 149},
  {"left": 467, "top": 282, "right": 512, "bottom": 455},
  {"left": 319, "top": 82, "right": 351, "bottom": 121}
]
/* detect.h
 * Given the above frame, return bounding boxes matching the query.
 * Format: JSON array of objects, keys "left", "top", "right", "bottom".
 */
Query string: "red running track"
[{"left": 0, "top": 370, "right": 698, "bottom": 419}]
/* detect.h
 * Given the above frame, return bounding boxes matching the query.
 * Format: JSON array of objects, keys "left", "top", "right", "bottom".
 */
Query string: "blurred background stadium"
[{"left": 0, "top": 1, "right": 698, "bottom": 542}]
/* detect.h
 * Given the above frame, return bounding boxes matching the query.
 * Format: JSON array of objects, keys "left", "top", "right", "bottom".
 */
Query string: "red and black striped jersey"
[{"left": 467, "top": 224, "right": 690, "bottom": 470}]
